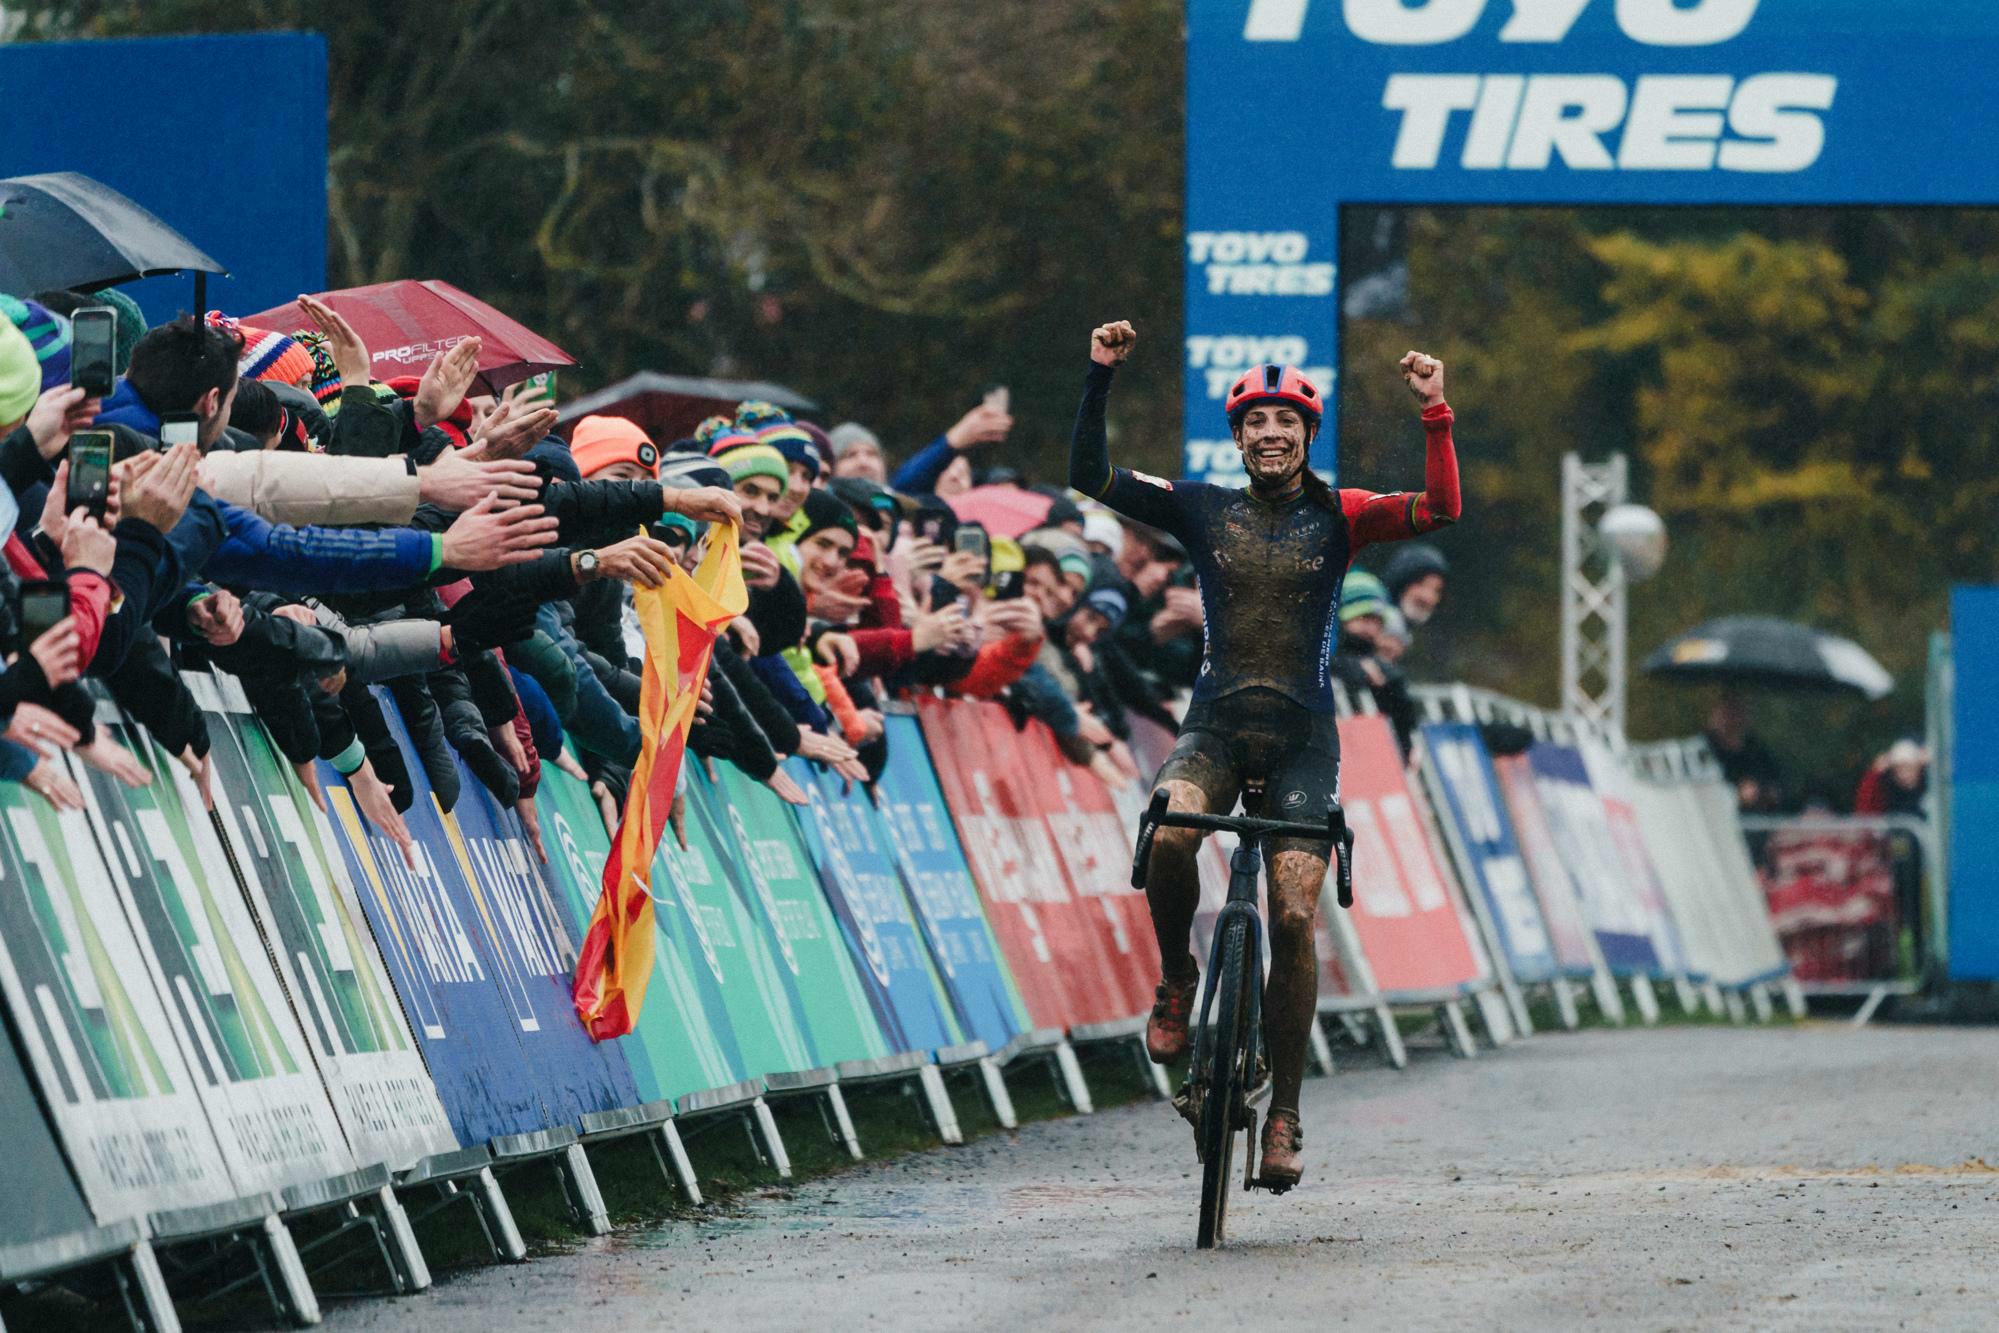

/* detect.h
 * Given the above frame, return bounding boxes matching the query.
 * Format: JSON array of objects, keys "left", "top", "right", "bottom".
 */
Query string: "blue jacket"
[
  {"left": 97, "top": 380, "right": 440, "bottom": 596},
  {"left": 889, "top": 432, "right": 955, "bottom": 496}
]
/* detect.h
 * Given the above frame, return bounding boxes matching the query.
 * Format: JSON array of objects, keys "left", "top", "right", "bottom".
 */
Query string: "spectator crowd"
[{"left": 0, "top": 285, "right": 1457, "bottom": 855}]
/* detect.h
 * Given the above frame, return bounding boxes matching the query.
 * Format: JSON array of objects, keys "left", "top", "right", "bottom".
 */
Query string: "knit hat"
[
  {"left": 1382, "top": 542, "right": 1450, "bottom": 602},
  {"left": 732, "top": 399, "right": 792, "bottom": 433},
  {"left": 1377, "top": 605, "right": 1410, "bottom": 646},
  {"left": 207, "top": 312, "right": 316, "bottom": 387},
  {"left": 658, "top": 455, "right": 732, "bottom": 491},
  {"left": 291, "top": 329, "right": 345, "bottom": 408},
  {"left": 385, "top": 374, "right": 475, "bottom": 448},
  {"left": 570, "top": 415, "right": 660, "bottom": 479},
  {"left": 1081, "top": 509, "right": 1125, "bottom": 558},
  {"left": 0, "top": 296, "right": 70, "bottom": 391},
  {"left": 708, "top": 432, "right": 789, "bottom": 488},
  {"left": 755, "top": 420, "right": 822, "bottom": 482},
  {"left": 798, "top": 420, "right": 833, "bottom": 466},
  {"left": 827, "top": 422, "right": 881, "bottom": 460},
  {"left": 797, "top": 488, "right": 859, "bottom": 545},
  {"left": 1339, "top": 571, "right": 1391, "bottom": 624},
  {"left": 0, "top": 316, "right": 41, "bottom": 426},
  {"left": 1022, "top": 526, "right": 1093, "bottom": 584},
  {"left": 692, "top": 414, "right": 735, "bottom": 450},
  {"left": 1082, "top": 584, "right": 1129, "bottom": 628},
  {"left": 89, "top": 287, "right": 146, "bottom": 375}
]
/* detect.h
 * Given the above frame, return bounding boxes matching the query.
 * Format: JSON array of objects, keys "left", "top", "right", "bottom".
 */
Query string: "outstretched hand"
[
  {"left": 1091, "top": 320, "right": 1137, "bottom": 367},
  {"left": 1399, "top": 350, "right": 1445, "bottom": 407}
]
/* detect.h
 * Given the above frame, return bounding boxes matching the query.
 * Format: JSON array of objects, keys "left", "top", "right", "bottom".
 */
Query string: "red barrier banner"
[
  {"left": 1337, "top": 716, "right": 1484, "bottom": 993},
  {"left": 1020, "top": 724, "right": 1160, "bottom": 1014},
  {"left": 916, "top": 698, "right": 1123, "bottom": 1027},
  {"left": 1748, "top": 823, "right": 1913, "bottom": 984}
]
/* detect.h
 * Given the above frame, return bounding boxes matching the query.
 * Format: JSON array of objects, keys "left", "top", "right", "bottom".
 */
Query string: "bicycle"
[{"left": 1130, "top": 787, "right": 1353, "bottom": 1249}]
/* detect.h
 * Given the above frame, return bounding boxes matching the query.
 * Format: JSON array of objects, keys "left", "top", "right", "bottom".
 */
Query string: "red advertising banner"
[
  {"left": 1019, "top": 723, "right": 1160, "bottom": 1014},
  {"left": 916, "top": 698, "right": 1124, "bottom": 1027},
  {"left": 1337, "top": 715, "right": 1483, "bottom": 993}
]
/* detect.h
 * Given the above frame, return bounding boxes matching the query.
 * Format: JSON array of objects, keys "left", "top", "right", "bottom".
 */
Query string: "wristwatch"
[{"left": 573, "top": 549, "right": 599, "bottom": 582}]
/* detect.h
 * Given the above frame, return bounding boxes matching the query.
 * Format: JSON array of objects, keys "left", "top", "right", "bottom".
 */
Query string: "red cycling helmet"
[{"left": 1224, "top": 363, "right": 1323, "bottom": 428}]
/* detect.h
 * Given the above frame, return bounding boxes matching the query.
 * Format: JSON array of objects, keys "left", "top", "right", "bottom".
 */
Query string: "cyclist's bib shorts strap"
[{"left": 1156, "top": 688, "right": 1342, "bottom": 859}]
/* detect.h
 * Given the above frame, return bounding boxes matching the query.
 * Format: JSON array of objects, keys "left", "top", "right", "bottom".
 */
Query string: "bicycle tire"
[{"left": 1197, "top": 914, "right": 1252, "bottom": 1249}]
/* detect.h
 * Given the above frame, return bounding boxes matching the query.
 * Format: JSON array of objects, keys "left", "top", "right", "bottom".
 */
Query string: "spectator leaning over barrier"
[
  {"left": 1381, "top": 541, "right": 1449, "bottom": 640},
  {"left": 888, "top": 394, "right": 1015, "bottom": 499},
  {"left": 1855, "top": 737, "right": 1928, "bottom": 817}
]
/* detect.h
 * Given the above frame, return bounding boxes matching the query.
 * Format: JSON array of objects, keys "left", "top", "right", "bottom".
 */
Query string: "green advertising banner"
[
  {"left": 700, "top": 762, "right": 889, "bottom": 1069},
  {"left": 66, "top": 691, "right": 355, "bottom": 1195},
  {"left": 0, "top": 762, "right": 239, "bottom": 1219},
  {"left": 194, "top": 675, "right": 460, "bottom": 1168},
  {"left": 533, "top": 762, "right": 737, "bottom": 1101}
]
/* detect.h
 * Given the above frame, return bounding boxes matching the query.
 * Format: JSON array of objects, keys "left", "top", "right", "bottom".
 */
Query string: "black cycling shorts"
[{"left": 1154, "top": 687, "right": 1341, "bottom": 855}]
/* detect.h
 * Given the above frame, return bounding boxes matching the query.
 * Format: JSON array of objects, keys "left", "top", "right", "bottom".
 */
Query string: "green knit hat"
[
  {"left": 0, "top": 316, "right": 41, "bottom": 426},
  {"left": 88, "top": 286, "right": 147, "bottom": 376},
  {"left": 1339, "top": 571, "right": 1391, "bottom": 624},
  {"left": 710, "top": 435, "right": 789, "bottom": 488}
]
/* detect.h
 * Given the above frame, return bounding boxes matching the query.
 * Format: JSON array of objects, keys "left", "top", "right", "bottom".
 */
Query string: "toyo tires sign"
[{"left": 1184, "top": 0, "right": 1999, "bottom": 482}]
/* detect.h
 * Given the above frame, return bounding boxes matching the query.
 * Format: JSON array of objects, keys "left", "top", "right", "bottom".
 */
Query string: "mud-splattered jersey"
[{"left": 1069, "top": 361, "right": 1459, "bottom": 713}]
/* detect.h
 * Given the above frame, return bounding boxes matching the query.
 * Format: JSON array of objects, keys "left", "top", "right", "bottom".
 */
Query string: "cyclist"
[{"left": 1069, "top": 319, "right": 1459, "bottom": 1189}]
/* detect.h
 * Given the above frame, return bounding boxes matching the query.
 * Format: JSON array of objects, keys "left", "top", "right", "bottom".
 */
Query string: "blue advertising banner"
[
  {"left": 784, "top": 758, "right": 963, "bottom": 1056},
  {"left": 0, "top": 33, "right": 327, "bottom": 323},
  {"left": 876, "top": 716, "right": 1026, "bottom": 1051},
  {"left": 1948, "top": 587, "right": 1999, "bottom": 980},
  {"left": 1527, "top": 742, "right": 1661, "bottom": 975},
  {"left": 1420, "top": 723, "right": 1559, "bottom": 983},
  {"left": 1185, "top": 0, "right": 1999, "bottom": 478}
]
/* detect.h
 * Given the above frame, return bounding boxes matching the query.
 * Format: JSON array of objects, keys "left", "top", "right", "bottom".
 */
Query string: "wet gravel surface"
[{"left": 325, "top": 1025, "right": 1999, "bottom": 1331}]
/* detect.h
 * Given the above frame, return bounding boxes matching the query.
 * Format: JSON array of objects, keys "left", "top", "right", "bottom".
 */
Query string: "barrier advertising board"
[
  {"left": 1526, "top": 743, "right": 1661, "bottom": 975},
  {"left": 1419, "top": 723, "right": 1558, "bottom": 983},
  {"left": 1185, "top": 0, "right": 1999, "bottom": 479},
  {"left": 1580, "top": 740, "right": 1689, "bottom": 978},
  {"left": 876, "top": 715, "right": 1028, "bottom": 1050},
  {"left": 785, "top": 758, "right": 963, "bottom": 1056},
  {"left": 0, "top": 1020, "right": 98, "bottom": 1248},
  {"left": 1335, "top": 716, "right": 1483, "bottom": 993},
  {"left": 698, "top": 763, "right": 890, "bottom": 1070},
  {"left": 1947, "top": 586, "right": 1999, "bottom": 979},
  {"left": 1492, "top": 753, "right": 1600, "bottom": 975},
  {"left": 74, "top": 693, "right": 353, "bottom": 1197},
  {"left": 192, "top": 679, "right": 457, "bottom": 1169}
]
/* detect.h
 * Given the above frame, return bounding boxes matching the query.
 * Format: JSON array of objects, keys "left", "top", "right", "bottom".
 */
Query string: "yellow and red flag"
[{"left": 573, "top": 523, "right": 747, "bottom": 1039}]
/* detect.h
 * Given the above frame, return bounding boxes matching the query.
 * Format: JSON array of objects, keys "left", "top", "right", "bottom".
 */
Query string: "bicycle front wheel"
[{"left": 1197, "top": 914, "right": 1253, "bottom": 1249}]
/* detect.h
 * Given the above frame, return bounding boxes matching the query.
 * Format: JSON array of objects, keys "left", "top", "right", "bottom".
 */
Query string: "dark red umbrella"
[{"left": 246, "top": 279, "right": 574, "bottom": 393}]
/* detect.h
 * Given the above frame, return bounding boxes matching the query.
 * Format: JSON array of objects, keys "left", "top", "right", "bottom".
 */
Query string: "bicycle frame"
[{"left": 1187, "top": 841, "right": 1268, "bottom": 1113}]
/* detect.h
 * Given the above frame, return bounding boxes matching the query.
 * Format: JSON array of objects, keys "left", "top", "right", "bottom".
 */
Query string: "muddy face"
[{"left": 1233, "top": 405, "right": 1311, "bottom": 492}]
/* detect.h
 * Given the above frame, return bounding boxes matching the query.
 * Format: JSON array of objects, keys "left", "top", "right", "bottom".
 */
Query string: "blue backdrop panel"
[
  {"left": 1948, "top": 587, "right": 1999, "bottom": 979},
  {"left": 876, "top": 715, "right": 1025, "bottom": 1051},
  {"left": 1527, "top": 742, "right": 1661, "bottom": 975},
  {"left": 1421, "top": 722, "right": 1560, "bottom": 984},
  {"left": 0, "top": 33, "right": 326, "bottom": 324},
  {"left": 785, "top": 758, "right": 962, "bottom": 1056},
  {"left": 1185, "top": 0, "right": 1999, "bottom": 478}
]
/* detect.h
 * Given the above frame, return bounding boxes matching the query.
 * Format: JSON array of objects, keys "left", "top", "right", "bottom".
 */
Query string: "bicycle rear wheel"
[{"left": 1197, "top": 914, "right": 1253, "bottom": 1249}]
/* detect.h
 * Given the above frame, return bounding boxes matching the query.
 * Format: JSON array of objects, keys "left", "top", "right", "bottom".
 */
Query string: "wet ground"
[{"left": 325, "top": 1024, "right": 1999, "bottom": 1331}]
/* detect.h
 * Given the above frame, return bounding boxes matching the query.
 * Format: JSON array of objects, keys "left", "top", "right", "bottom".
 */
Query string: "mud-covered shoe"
[
  {"left": 1145, "top": 964, "right": 1199, "bottom": 1064},
  {"left": 1259, "top": 1107, "right": 1304, "bottom": 1192}
]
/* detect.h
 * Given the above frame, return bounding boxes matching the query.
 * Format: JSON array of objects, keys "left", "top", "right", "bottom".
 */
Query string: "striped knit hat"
[
  {"left": 0, "top": 295, "right": 70, "bottom": 391},
  {"left": 206, "top": 311, "right": 316, "bottom": 387},
  {"left": 732, "top": 399, "right": 792, "bottom": 433},
  {"left": 1339, "top": 571, "right": 1391, "bottom": 624},
  {"left": 755, "top": 419, "right": 821, "bottom": 481},
  {"left": 291, "top": 329, "right": 345, "bottom": 408},
  {"left": 707, "top": 430, "right": 788, "bottom": 487},
  {"left": 692, "top": 414, "right": 735, "bottom": 450}
]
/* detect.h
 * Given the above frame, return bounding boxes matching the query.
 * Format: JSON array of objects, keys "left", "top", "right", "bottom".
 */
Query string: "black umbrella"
[
  {"left": 1642, "top": 615, "right": 1893, "bottom": 700},
  {"left": 0, "top": 171, "right": 225, "bottom": 300}
]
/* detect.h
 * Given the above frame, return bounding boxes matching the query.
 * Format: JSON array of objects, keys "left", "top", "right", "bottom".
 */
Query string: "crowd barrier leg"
[
  {"left": 149, "top": 1197, "right": 320, "bottom": 1329},
  {"left": 752, "top": 1099, "right": 795, "bottom": 1178},
  {"left": 1308, "top": 1016, "right": 1338, "bottom": 1075},
  {"left": 1670, "top": 975, "right": 1702, "bottom": 1015},
  {"left": 1439, "top": 1000, "right": 1479, "bottom": 1058},
  {"left": 825, "top": 1086, "right": 866, "bottom": 1161},
  {"left": 1628, "top": 975, "right": 1662, "bottom": 1024},
  {"left": 1749, "top": 985, "right": 1775, "bottom": 1024},
  {"left": 1723, "top": 989, "right": 1749, "bottom": 1024},
  {"left": 1781, "top": 977, "right": 1808, "bottom": 1019},
  {"left": 0, "top": 1223, "right": 180, "bottom": 1333},
  {"left": 1550, "top": 977, "right": 1583, "bottom": 1029},
  {"left": 673, "top": 1081, "right": 793, "bottom": 1183},
  {"left": 970, "top": 1053, "right": 1021, "bottom": 1130},
  {"left": 1069, "top": 1017, "right": 1167, "bottom": 1101},
  {"left": 1470, "top": 988, "right": 1516, "bottom": 1047},
  {"left": 916, "top": 1066, "right": 967, "bottom": 1146},
  {"left": 650, "top": 1122, "right": 705, "bottom": 1205},
  {"left": 279, "top": 1167, "right": 432, "bottom": 1299},
  {"left": 487, "top": 1131, "right": 610, "bottom": 1237},
  {"left": 1700, "top": 980, "right": 1726, "bottom": 1016},
  {"left": 394, "top": 1149, "right": 527, "bottom": 1265}
]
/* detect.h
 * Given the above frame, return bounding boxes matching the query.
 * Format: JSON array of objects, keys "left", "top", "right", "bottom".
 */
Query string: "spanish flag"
[{"left": 573, "top": 523, "right": 747, "bottom": 1039}]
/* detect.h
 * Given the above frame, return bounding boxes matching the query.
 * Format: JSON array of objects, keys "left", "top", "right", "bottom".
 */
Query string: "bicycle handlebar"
[{"left": 1129, "top": 789, "right": 1356, "bottom": 910}]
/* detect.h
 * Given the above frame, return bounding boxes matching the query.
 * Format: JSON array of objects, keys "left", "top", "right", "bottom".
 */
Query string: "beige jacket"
[{"left": 196, "top": 452, "right": 420, "bottom": 527}]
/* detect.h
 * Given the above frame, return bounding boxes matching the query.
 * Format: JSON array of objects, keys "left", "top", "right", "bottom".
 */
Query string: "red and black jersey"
[{"left": 1069, "top": 361, "right": 1458, "bottom": 714}]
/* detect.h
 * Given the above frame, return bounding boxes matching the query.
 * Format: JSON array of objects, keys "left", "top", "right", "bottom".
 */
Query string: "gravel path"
[{"left": 324, "top": 1024, "right": 1999, "bottom": 1332}]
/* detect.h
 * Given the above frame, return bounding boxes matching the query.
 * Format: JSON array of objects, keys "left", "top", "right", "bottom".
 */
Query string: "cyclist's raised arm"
[
  {"left": 1069, "top": 320, "right": 1187, "bottom": 533},
  {"left": 1343, "top": 350, "right": 1460, "bottom": 550}
]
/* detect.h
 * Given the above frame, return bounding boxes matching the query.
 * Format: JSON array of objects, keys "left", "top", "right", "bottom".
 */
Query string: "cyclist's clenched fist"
[{"left": 1090, "top": 320, "right": 1137, "bottom": 367}]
